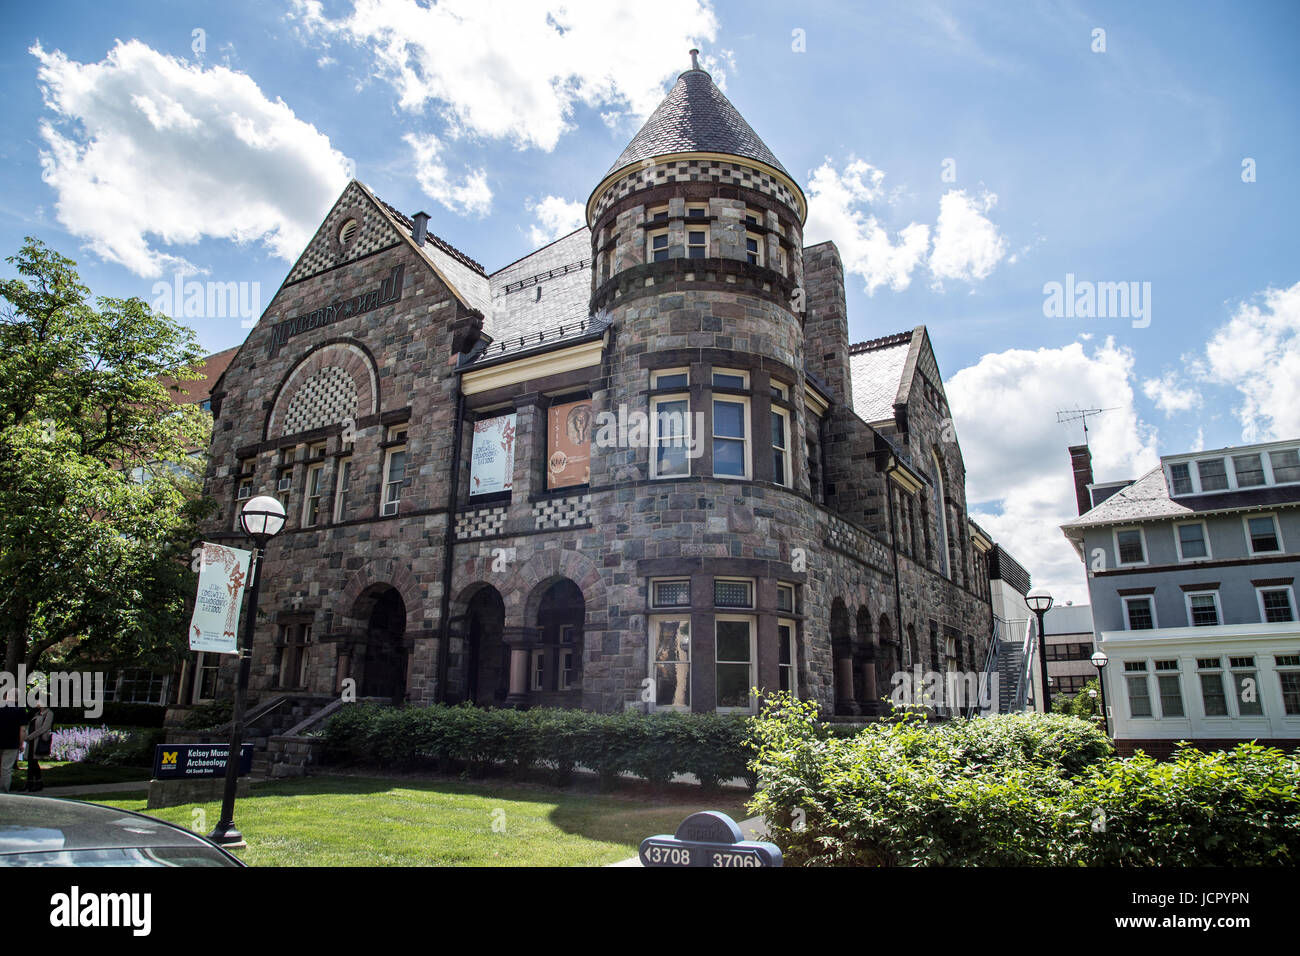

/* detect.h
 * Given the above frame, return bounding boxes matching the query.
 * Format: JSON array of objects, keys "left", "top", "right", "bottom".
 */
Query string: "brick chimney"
[{"left": 1069, "top": 444, "right": 1093, "bottom": 515}]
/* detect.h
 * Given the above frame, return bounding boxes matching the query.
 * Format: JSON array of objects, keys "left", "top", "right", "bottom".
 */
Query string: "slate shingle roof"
[
  {"left": 1060, "top": 465, "right": 1300, "bottom": 535},
  {"left": 848, "top": 331, "right": 915, "bottom": 424},
  {"left": 487, "top": 227, "right": 593, "bottom": 344},
  {"left": 606, "top": 68, "right": 789, "bottom": 178}
]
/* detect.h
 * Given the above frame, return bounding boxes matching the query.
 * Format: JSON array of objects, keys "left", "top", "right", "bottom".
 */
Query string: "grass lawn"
[{"left": 90, "top": 773, "right": 753, "bottom": 866}]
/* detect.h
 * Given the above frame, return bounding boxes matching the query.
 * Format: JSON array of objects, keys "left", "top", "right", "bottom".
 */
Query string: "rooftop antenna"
[
  {"left": 689, "top": 48, "right": 701, "bottom": 71},
  {"left": 1056, "top": 407, "right": 1118, "bottom": 448}
]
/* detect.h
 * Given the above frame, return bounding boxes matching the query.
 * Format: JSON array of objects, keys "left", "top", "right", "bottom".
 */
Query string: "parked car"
[{"left": 0, "top": 794, "right": 244, "bottom": 866}]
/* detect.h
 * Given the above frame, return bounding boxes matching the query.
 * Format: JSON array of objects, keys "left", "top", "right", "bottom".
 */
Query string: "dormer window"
[
  {"left": 1272, "top": 448, "right": 1300, "bottom": 483},
  {"left": 1233, "top": 454, "right": 1265, "bottom": 487},
  {"left": 1196, "top": 458, "right": 1228, "bottom": 492},
  {"left": 1168, "top": 462, "right": 1193, "bottom": 495}
]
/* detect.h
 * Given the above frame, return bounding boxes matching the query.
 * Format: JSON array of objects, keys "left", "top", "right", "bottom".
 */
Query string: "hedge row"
[
  {"left": 748, "top": 694, "right": 1300, "bottom": 866},
  {"left": 319, "top": 703, "right": 755, "bottom": 790}
]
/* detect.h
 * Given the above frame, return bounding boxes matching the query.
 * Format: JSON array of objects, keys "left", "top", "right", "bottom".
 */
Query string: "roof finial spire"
[{"left": 689, "top": 48, "right": 700, "bottom": 71}]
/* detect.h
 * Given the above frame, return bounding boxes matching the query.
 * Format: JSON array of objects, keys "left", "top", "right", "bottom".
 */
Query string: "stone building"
[{"left": 201, "top": 53, "right": 994, "bottom": 719}]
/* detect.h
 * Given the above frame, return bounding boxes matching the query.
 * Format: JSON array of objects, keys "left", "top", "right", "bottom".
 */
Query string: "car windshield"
[{"left": 1, "top": 845, "right": 238, "bottom": 867}]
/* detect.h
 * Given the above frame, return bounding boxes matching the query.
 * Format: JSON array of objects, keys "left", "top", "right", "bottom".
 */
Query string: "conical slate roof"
[{"left": 606, "top": 66, "right": 789, "bottom": 178}]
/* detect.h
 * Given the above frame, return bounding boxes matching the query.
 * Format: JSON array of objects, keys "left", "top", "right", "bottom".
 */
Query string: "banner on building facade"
[
  {"left": 547, "top": 399, "right": 593, "bottom": 489},
  {"left": 188, "top": 542, "right": 252, "bottom": 655},
  {"left": 470, "top": 413, "right": 516, "bottom": 496}
]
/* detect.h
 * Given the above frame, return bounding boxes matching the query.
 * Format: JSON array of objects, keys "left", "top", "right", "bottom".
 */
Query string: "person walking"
[
  {"left": 0, "top": 691, "right": 27, "bottom": 794},
  {"left": 24, "top": 703, "right": 53, "bottom": 791}
]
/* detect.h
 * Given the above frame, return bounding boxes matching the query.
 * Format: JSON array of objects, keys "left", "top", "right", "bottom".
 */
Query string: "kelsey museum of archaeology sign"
[{"left": 269, "top": 265, "right": 405, "bottom": 352}]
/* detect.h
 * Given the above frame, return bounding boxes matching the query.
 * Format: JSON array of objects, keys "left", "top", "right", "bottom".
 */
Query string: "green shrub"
[
  {"left": 746, "top": 693, "right": 1299, "bottom": 866},
  {"left": 318, "top": 703, "right": 752, "bottom": 790},
  {"left": 181, "top": 699, "right": 234, "bottom": 730},
  {"left": 83, "top": 728, "right": 166, "bottom": 768}
]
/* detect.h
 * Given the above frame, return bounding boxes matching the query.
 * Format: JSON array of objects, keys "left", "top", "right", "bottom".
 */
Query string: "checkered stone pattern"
[
  {"left": 281, "top": 366, "right": 359, "bottom": 436},
  {"left": 286, "top": 183, "right": 398, "bottom": 285},
  {"left": 825, "top": 513, "right": 892, "bottom": 574},
  {"left": 455, "top": 505, "right": 508, "bottom": 540},
  {"left": 593, "top": 160, "right": 799, "bottom": 221},
  {"left": 532, "top": 493, "right": 592, "bottom": 530}
]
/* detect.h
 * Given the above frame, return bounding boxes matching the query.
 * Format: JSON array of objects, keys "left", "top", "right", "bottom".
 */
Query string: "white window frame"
[
  {"left": 649, "top": 614, "right": 692, "bottom": 712},
  {"left": 686, "top": 226, "right": 708, "bottom": 259},
  {"left": 770, "top": 379, "right": 789, "bottom": 401},
  {"left": 381, "top": 439, "right": 408, "bottom": 517},
  {"left": 711, "top": 368, "right": 749, "bottom": 390},
  {"left": 1154, "top": 660, "right": 1185, "bottom": 718},
  {"left": 685, "top": 202, "right": 709, "bottom": 219},
  {"left": 302, "top": 462, "right": 324, "bottom": 527},
  {"left": 1184, "top": 590, "right": 1222, "bottom": 628},
  {"left": 1113, "top": 526, "right": 1148, "bottom": 567},
  {"left": 650, "top": 577, "right": 691, "bottom": 609},
  {"left": 1123, "top": 661, "right": 1153, "bottom": 719},
  {"left": 647, "top": 227, "right": 669, "bottom": 263},
  {"left": 777, "top": 618, "right": 798, "bottom": 698},
  {"left": 333, "top": 457, "right": 352, "bottom": 524},
  {"left": 1276, "top": 656, "right": 1300, "bottom": 715},
  {"left": 1268, "top": 447, "right": 1300, "bottom": 485},
  {"left": 776, "top": 582, "right": 796, "bottom": 614},
  {"left": 650, "top": 393, "right": 692, "bottom": 479},
  {"left": 711, "top": 394, "right": 751, "bottom": 480},
  {"left": 744, "top": 232, "right": 764, "bottom": 266},
  {"left": 1229, "top": 656, "right": 1264, "bottom": 716},
  {"left": 1257, "top": 585, "right": 1297, "bottom": 624},
  {"left": 557, "top": 647, "right": 576, "bottom": 691},
  {"left": 1174, "top": 520, "right": 1212, "bottom": 562},
  {"left": 1194, "top": 456, "right": 1230, "bottom": 493},
  {"left": 646, "top": 203, "right": 669, "bottom": 223},
  {"left": 1231, "top": 452, "right": 1267, "bottom": 488},
  {"left": 713, "top": 576, "right": 755, "bottom": 609},
  {"left": 1167, "top": 461, "right": 1194, "bottom": 495},
  {"left": 530, "top": 648, "right": 545, "bottom": 692},
  {"left": 771, "top": 404, "right": 792, "bottom": 487},
  {"left": 1196, "top": 658, "right": 1231, "bottom": 718},
  {"left": 1244, "top": 513, "right": 1284, "bottom": 555},
  {"left": 714, "top": 614, "right": 757, "bottom": 713},
  {"left": 1124, "top": 595, "right": 1158, "bottom": 630},
  {"left": 652, "top": 367, "right": 690, "bottom": 390}
]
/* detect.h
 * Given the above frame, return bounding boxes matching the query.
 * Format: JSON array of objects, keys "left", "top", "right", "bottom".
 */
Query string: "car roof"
[{"left": 0, "top": 794, "right": 239, "bottom": 861}]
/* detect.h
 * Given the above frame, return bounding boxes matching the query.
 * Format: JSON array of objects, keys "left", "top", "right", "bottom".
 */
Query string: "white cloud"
[
  {"left": 804, "top": 158, "right": 1007, "bottom": 295},
  {"left": 805, "top": 158, "right": 929, "bottom": 294},
  {"left": 527, "top": 195, "right": 585, "bottom": 246},
  {"left": 32, "top": 40, "right": 352, "bottom": 277},
  {"left": 404, "top": 132, "right": 492, "bottom": 216},
  {"left": 947, "top": 338, "right": 1159, "bottom": 603},
  {"left": 1201, "top": 281, "right": 1300, "bottom": 442},
  {"left": 928, "top": 188, "right": 1007, "bottom": 282},
  {"left": 1141, "top": 370, "right": 1202, "bottom": 415},
  {"left": 291, "top": 0, "right": 719, "bottom": 152}
]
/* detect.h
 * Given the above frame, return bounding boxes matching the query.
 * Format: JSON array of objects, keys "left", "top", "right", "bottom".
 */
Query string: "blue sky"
[{"left": 2, "top": 0, "right": 1298, "bottom": 599}]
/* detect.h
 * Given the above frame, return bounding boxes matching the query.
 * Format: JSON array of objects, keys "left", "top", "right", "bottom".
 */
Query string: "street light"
[
  {"left": 1026, "top": 587, "right": 1054, "bottom": 714},
  {"left": 209, "top": 495, "right": 285, "bottom": 848},
  {"left": 1090, "top": 649, "right": 1110, "bottom": 737}
]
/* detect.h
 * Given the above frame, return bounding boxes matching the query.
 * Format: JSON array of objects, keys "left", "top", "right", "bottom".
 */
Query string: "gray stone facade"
[{"left": 200, "top": 68, "right": 994, "bottom": 721}]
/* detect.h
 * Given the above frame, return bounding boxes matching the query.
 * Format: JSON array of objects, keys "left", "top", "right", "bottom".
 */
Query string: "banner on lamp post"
[{"left": 188, "top": 542, "right": 252, "bottom": 655}]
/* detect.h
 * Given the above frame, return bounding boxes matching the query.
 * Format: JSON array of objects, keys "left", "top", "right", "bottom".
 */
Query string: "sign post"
[{"left": 639, "top": 811, "right": 783, "bottom": 868}]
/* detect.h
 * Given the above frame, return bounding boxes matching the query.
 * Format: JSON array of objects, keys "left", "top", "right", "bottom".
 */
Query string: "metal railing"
[
  {"left": 1012, "top": 617, "right": 1038, "bottom": 713},
  {"left": 966, "top": 617, "right": 1003, "bottom": 718}
]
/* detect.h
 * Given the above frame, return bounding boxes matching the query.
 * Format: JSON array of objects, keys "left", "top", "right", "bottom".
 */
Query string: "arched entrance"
[
  {"left": 831, "top": 598, "right": 857, "bottom": 716},
  {"left": 530, "top": 579, "right": 584, "bottom": 705},
  {"left": 359, "top": 586, "right": 407, "bottom": 702},
  {"left": 465, "top": 586, "right": 506, "bottom": 706}
]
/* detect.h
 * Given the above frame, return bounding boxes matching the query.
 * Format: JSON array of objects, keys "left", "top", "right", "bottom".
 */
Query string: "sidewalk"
[
  {"left": 607, "top": 815, "right": 770, "bottom": 866},
  {"left": 18, "top": 781, "right": 151, "bottom": 798}
]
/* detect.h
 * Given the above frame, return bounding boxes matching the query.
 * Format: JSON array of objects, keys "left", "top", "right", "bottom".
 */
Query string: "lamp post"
[
  {"left": 209, "top": 495, "right": 285, "bottom": 848},
  {"left": 1090, "top": 649, "right": 1110, "bottom": 737},
  {"left": 1026, "top": 587, "right": 1054, "bottom": 714}
]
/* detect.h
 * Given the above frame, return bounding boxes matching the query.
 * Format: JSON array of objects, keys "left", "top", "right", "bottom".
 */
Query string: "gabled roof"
[
  {"left": 848, "top": 330, "right": 915, "bottom": 424},
  {"left": 606, "top": 67, "right": 789, "bottom": 179},
  {"left": 161, "top": 346, "right": 239, "bottom": 406}
]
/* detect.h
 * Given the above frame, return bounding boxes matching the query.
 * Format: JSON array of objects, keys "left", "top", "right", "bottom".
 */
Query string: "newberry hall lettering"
[{"left": 269, "top": 265, "right": 404, "bottom": 353}]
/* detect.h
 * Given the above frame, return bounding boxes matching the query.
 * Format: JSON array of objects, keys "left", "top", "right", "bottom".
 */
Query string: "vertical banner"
[
  {"left": 470, "top": 413, "right": 516, "bottom": 496},
  {"left": 189, "top": 542, "right": 252, "bottom": 654},
  {"left": 547, "top": 399, "right": 593, "bottom": 489}
]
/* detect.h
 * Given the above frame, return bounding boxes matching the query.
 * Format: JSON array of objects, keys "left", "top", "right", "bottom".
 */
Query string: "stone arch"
[
  {"left": 339, "top": 559, "right": 425, "bottom": 633},
  {"left": 878, "top": 613, "right": 898, "bottom": 697},
  {"left": 830, "top": 598, "right": 855, "bottom": 716},
  {"left": 265, "top": 339, "right": 380, "bottom": 440},
  {"left": 511, "top": 547, "right": 607, "bottom": 624}
]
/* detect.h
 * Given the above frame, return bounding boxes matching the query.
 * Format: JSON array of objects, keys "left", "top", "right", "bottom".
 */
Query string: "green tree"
[{"left": 0, "top": 237, "right": 211, "bottom": 673}]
